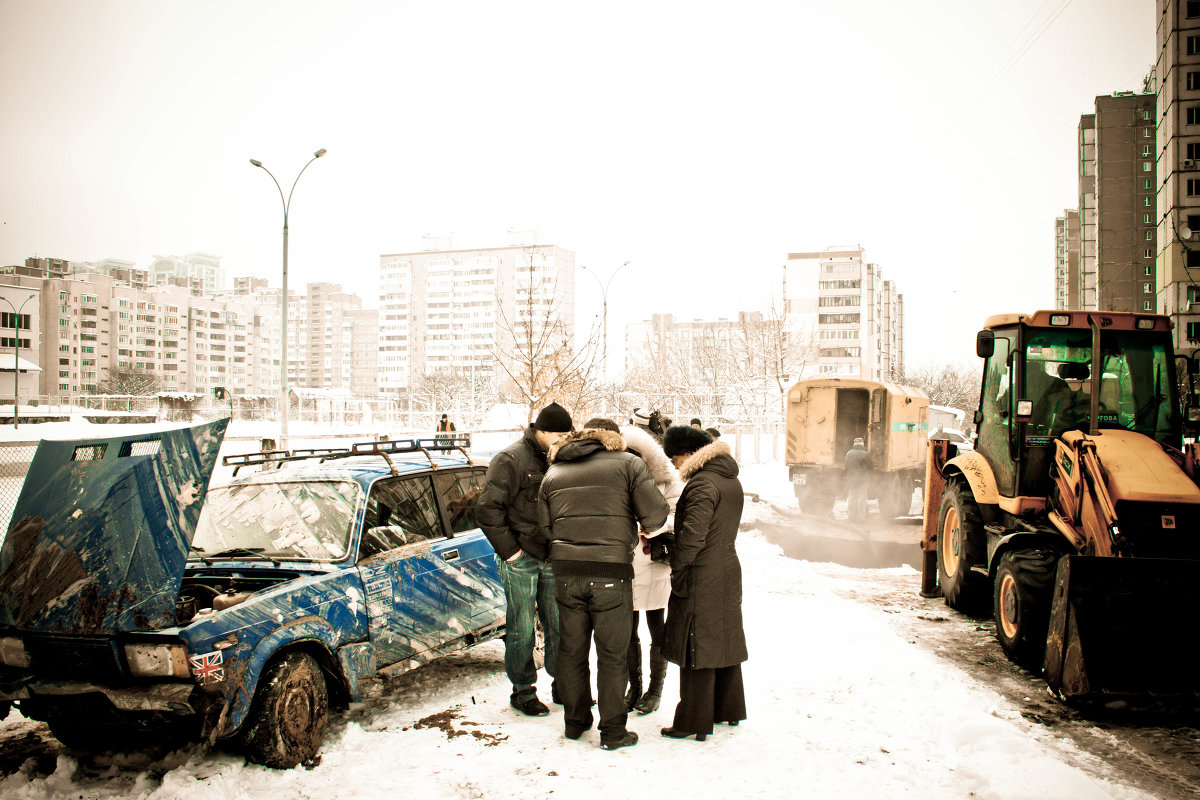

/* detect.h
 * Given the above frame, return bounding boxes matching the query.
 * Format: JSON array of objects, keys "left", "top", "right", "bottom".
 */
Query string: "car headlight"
[
  {"left": 124, "top": 643, "right": 191, "bottom": 678},
  {"left": 0, "top": 636, "right": 29, "bottom": 668}
]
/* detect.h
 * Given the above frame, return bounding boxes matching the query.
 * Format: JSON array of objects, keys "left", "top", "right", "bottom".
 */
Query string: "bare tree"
[
  {"left": 97, "top": 367, "right": 161, "bottom": 396},
  {"left": 489, "top": 250, "right": 603, "bottom": 422},
  {"left": 903, "top": 363, "right": 982, "bottom": 411}
]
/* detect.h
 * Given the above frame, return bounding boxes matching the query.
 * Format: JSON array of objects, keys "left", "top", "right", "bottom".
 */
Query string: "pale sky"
[{"left": 0, "top": 0, "right": 1155, "bottom": 373}]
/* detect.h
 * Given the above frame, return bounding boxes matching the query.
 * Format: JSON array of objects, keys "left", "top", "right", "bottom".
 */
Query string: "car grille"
[{"left": 24, "top": 635, "right": 125, "bottom": 682}]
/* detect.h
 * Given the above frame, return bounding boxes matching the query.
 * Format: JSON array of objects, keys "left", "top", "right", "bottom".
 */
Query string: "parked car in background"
[
  {"left": 930, "top": 427, "right": 974, "bottom": 451},
  {"left": 0, "top": 421, "right": 504, "bottom": 768}
]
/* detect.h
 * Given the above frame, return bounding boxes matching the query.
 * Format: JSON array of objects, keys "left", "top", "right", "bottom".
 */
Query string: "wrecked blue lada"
[{"left": 0, "top": 420, "right": 505, "bottom": 767}]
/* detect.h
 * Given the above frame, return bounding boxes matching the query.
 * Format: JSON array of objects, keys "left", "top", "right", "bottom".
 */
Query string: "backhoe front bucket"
[{"left": 1043, "top": 555, "right": 1200, "bottom": 702}]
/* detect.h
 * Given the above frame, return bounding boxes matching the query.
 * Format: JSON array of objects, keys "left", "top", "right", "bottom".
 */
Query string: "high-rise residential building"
[
  {"left": 0, "top": 283, "right": 42, "bottom": 401},
  {"left": 1054, "top": 210, "right": 1082, "bottom": 309},
  {"left": 624, "top": 311, "right": 782, "bottom": 387},
  {"left": 784, "top": 247, "right": 904, "bottom": 381},
  {"left": 1157, "top": 0, "right": 1200, "bottom": 346},
  {"left": 349, "top": 308, "right": 380, "bottom": 397},
  {"left": 305, "top": 283, "right": 361, "bottom": 391},
  {"left": 378, "top": 240, "right": 576, "bottom": 392},
  {"left": 1060, "top": 94, "right": 1157, "bottom": 312},
  {"left": 149, "top": 252, "right": 225, "bottom": 294}
]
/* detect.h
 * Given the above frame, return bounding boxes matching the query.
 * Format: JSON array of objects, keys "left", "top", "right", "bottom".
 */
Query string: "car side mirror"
[{"left": 976, "top": 330, "right": 995, "bottom": 359}]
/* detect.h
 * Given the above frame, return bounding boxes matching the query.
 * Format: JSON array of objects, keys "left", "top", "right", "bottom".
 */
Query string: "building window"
[
  {"left": 1189, "top": 106, "right": 1200, "bottom": 126},
  {"left": 1189, "top": 250, "right": 1200, "bottom": 268},
  {"left": 1144, "top": 282, "right": 1153, "bottom": 293},
  {"left": 1146, "top": 196, "right": 1154, "bottom": 206},
  {"left": 1143, "top": 145, "right": 1153, "bottom": 157},
  {"left": 1144, "top": 213, "right": 1153, "bottom": 224},
  {"left": 1189, "top": 35, "right": 1200, "bottom": 55},
  {"left": 1147, "top": 230, "right": 1154, "bottom": 240},
  {"left": 1145, "top": 300, "right": 1153, "bottom": 311},
  {"left": 1144, "top": 109, "right": 1154, "bottom": 121},
  {"left": 1143, "top": 161, "right": 1153, "bottom": 172},
  {"left": 1189, "top": 286, "right": 1200, "bottom": 306},
  {"left": 1190, "top": 142, "right": 1200, "bottom": 161},
  {"left": 1144, "top": 127, "right": 1152, "bottom": 137},
  {"left": 1146, "top": 248, "right": 1155, "bottom": 258},
  {"left": 1190, "top": 0, "right": 1200, "bottom": 18},
  {"left": 1146, "top": 265, "right": 1154, "bottom": 276},
  {"left": 1189, "top": 179, "right": 1200, "bottom": 196},
  {"left": 1191, "top": 73, "right": 1200, "bottom": 92}
]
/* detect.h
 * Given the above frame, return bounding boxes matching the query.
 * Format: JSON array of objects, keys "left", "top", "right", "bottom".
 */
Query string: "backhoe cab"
[{"left": 921, "top": 310, "right": 1200, "bottom": 702}]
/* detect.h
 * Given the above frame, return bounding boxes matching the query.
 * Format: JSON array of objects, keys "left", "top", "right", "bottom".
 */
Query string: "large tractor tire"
[
  {"left": 936, "top": 478, "right": 990, "bottom": 614},
  {"left": 994, "top": 549, "right": 1059, "bottom": 670},
  {"left": 240, "top": 651, "right": 329, "bottom": 768}
]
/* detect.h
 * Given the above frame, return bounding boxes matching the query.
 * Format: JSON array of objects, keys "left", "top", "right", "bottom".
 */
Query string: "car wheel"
[
  {"left": 240, "top": 651, "right": 329, "bottom": 769},
  {"left": 994, "top": 549, "right": 1059, "bottom": 670},
  {"left": 936, "top": 478, "right": 990, "bottom": 614}
]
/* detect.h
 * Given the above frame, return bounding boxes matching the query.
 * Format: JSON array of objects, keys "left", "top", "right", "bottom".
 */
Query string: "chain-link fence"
[{"left": 0, "top": 441, "right": 37, "bottom": 544}]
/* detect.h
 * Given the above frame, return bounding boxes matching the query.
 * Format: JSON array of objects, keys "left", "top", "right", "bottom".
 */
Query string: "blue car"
[{"left": 0, "top": 420, "right": 505, "bottom": 767}]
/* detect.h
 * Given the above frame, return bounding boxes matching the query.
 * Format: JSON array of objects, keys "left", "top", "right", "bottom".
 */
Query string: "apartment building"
[
  {"left": 149, "top": 252, "right": 226, "bottom": 294},
  {"left": 624, "top": 311, "right": 780, "bottom": 385},
  {"left": 1054, "top": 210, "right": 1082, "bottom": 309},
  {"left": 305, "top": 283, "right": 361, "bottom": 391},
  {"left": 784, "top": 247, "right": 904, "bottom": 381},
  {"left": 0, "top": 284, "right": 42, "bottom": 400},
  {"left": 378, "top": 240, "right": 575, "bottom": 392},
  {"left": 1157, "top": 0, "right": 1200, "bottom": 345}
]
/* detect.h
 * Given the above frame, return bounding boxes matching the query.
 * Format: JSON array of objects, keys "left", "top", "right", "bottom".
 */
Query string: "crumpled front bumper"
[{"left": 0, "top": 670, "right": 202, "bottom": 714}]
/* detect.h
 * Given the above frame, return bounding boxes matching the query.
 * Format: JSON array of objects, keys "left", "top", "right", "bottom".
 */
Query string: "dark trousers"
[
  {"left": 671, "top": 664, "right": 747, "bottom": 736},
  {"left": 630, "top": 608, "right": 666, "bottom": 649},
  {"left": 555, "top": 574, "right": 633, "bottom": 739}
]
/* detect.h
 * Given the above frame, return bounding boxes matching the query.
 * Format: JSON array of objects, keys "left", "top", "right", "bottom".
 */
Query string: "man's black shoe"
[
  {"left": 599, "top": 731, "right": 638, "bottom": 750},
  {"left": 551, "top": 683, "right": 563, "bottom": 705},
  {"left": 510, "top": 695, "right": 550, "bottom": 717},
  {"left": 564, "top": 725, "right": 587, "bottom": 740}
]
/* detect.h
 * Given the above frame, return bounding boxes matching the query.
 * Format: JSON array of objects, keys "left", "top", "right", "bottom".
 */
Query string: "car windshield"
[
  {"left": 1024, "top": 328, "right": 1179, "bottom": 443},
  {"left": 192, "top": 480, "right": 362, "bottom": 562}
]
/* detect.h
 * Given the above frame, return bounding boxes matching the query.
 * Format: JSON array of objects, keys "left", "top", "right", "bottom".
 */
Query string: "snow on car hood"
[{"left": 0, "top": 418, "right": 227, "bottom": 635}]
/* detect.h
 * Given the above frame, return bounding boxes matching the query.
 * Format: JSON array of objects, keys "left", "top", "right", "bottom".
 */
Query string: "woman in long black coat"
[{"left": 659, "top": 426, "right": 747, "bottom": 741}]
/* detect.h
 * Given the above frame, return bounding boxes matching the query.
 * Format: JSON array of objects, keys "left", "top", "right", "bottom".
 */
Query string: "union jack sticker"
[{"left": 188, "top": 650, "right": 224, "bottom": 683}]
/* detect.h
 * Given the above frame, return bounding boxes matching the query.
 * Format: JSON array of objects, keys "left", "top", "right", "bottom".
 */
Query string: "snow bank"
[{"left": 0, "top": 470, "right": 1152, "bottom": 800}]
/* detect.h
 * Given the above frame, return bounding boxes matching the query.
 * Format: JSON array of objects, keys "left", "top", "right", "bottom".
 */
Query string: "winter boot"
[
  {"left": 624, "top": 638, "right": 643, "bottom": 712},
  {"left": 635, "top": 646, "right": 667, "bottom": 714}
]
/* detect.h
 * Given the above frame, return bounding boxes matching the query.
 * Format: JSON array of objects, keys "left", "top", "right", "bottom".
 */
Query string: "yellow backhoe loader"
[{"left": 920, "top": 310, "right": 1200, "bottom": 701}]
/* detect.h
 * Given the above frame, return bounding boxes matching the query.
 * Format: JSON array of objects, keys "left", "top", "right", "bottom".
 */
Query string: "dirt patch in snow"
[{"left": 409, "top": 706, "right": 508, "bottom": 747}]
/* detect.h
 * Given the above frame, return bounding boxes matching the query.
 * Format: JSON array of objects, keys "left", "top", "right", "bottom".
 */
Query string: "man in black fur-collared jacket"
[{"left": 537, "top": 426, "right": 669, "bottom": 750}]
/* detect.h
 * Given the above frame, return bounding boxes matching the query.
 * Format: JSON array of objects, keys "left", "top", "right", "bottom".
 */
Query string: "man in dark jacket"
[
  {"left": 477, "top": 402, "right": 573, "bottom": 716},
  {"left": 845, "top": 437, "right": 871, "bottom": 522},
  {"left": 537, "top": 425, "right": 669, "bottom": 750}
]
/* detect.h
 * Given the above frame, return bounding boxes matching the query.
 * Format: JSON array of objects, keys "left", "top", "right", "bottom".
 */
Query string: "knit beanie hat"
[
  {"left": 662, "top": 425, "right": 713, "bottom": 457},
  {"left": 533, "top": 402, "right": 573, "bottom": 433}
]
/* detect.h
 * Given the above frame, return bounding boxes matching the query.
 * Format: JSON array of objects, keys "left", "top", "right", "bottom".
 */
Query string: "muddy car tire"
[
  {"left": 994, "top": 549, "right": 1059, "bottom": 670},
  {"left": 936, "top": 478, "right": 990, "bottom": 614},
  {"left": 241, "top": 651, "right": 329, "bottom": 768}
]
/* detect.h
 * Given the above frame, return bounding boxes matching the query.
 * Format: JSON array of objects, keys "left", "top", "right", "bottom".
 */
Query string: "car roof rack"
[{"left": 222, "top": 435, "right": 474, "bottom": 477}]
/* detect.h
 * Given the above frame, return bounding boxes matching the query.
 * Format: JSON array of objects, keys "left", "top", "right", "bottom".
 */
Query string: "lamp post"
[
  {"left": 0, "top": 294, "right": 36, "bottom": 429},
  {"left": 580, "top": 261, "right": 630, "bottom": 381},
  {"left": 250, "top": 149, "right": 326, "bottom": 451}
]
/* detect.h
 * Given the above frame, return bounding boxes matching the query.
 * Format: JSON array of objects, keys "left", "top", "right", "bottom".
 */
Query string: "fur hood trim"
[
  {"left": 547, "top": 428, "right": 625, "bottom": 464},
  {"left": 621, "top": 424, "right": 685, "bottom": 506},
  {"left": 679, "top": 439, "right": 734, "bottom": 481}
]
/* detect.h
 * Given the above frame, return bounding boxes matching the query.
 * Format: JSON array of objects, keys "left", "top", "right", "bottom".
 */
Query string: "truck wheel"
[
  {"left": 878, "top": 476, "right": 912, "bottom": 519},
  {"left": 936, "top": 478, "right": 990, "bottom": 614},
  {"left": 994, "top": 549, "right": 1059, "bottom": 670},
  {"left": 240, "top": 651, "right": 329, "bottom": 768}
]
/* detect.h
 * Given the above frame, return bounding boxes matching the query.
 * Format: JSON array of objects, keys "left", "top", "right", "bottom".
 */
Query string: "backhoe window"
[{"left": 1023, "top": 329, "right": 1178, "bottom": 443}]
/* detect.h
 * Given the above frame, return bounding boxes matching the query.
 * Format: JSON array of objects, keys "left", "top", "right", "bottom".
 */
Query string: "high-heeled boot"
[
  {"left": 624, "top": 638, "right": 642, "bottom": 711},
  {"left": 634, "top": 646, "right": 667, "bottom": 714}
]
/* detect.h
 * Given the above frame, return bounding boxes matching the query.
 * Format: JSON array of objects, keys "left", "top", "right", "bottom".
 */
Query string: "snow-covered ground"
[{"left": 0, "top": 442, "right": 1158, "bottom": 799}]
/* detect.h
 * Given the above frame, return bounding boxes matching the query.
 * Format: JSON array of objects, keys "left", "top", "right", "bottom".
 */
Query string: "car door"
[
  {"left": 431, "top": 467, "right": 505, "bottom": 631},
  {"left": 355, "top": 474, "right": 461, "bottom": 667}
]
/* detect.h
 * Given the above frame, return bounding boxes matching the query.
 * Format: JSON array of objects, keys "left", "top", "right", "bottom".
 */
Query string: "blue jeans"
[{"left": 497, "top": 552, "right": 559, "bottom": 698}]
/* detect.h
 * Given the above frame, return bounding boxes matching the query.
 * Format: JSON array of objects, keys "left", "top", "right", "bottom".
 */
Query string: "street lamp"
[
  {"left": 0, "top": 294, "right": 36, "bottom": 429},
  {"left": 250, "top": 148, "right": 326, "bottom": 451},
  {"left": 580, "top": 261, "right": 630, "bottom": 380}
]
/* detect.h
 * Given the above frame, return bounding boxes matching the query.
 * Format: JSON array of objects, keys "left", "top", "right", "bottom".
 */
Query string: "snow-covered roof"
[{"left": 0, "top": 355, "right": 42, "bottom": 372}]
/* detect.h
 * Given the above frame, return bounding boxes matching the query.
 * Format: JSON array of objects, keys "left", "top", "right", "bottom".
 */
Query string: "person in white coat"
[{"left": 584, "top": 416, "right": 684, "bottom": 713}]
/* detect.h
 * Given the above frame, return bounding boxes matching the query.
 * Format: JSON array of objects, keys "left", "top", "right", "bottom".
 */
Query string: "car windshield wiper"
[{"left": 194, "top": 547, "right": 281, "bottom": 566}]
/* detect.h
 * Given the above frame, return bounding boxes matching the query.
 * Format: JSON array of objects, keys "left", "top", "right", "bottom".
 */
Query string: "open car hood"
[{"left": 0, "top": 419, "right": 227, "bottom": 634}]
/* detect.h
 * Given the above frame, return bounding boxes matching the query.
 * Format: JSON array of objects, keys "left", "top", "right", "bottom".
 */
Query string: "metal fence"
[{"left": 0, "top": 442, "right": 37, "bottom": 543}]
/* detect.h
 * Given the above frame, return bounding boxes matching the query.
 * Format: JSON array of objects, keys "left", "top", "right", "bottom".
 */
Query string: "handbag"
[{"left": 648, "top": 532, "right": 675, "bottom": 563}]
